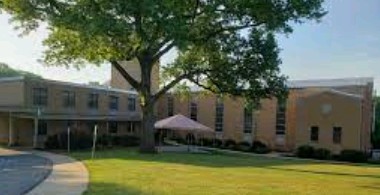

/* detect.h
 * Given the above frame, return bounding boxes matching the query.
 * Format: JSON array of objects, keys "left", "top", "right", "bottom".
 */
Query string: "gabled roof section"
[{"left": 287, "top": 77, "right": 373, "bottom": 88}]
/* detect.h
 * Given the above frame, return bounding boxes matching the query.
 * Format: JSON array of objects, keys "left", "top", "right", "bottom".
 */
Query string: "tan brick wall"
[
  {"left": 111, "top": 59, "right": 160, "bottom": 93},
  {"left": 0, "top": 80, "right": 24, "bottom": 106},
  {"left": 295, "top": 92, "right": 362, "bottom": 154}
]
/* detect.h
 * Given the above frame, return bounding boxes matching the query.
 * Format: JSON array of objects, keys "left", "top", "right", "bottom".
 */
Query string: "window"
[
  {"left": 128, "top": 96, "right": 136, "bottom": 111},
  {"left": 310, "top": 126, "right": 319, "bottom": 142},
  {"left": 38, "top": 121, "right": 47, "bottom": 135},
  {"left": 109, "top": 95, "right": 119, "bottom": 111},
  {"left": 276, "top": 99, "right": 287, "bottom": 135},
  {"left": 62, "top": 91, "right": 75, "bottom": 108},
  {"left": 127, "top": 122, "right": 135, "bottom": 133},
  {"left": 190, "top": 102, "right": 198, "bottom": 121},
  {"left": 215, "top": 98, "right": 224, "bottom": 132},
  {"left": 109, "top": 122, "right": 118, "bottom": 134},
  {"left": 333, "top": 127, "right": 342, "bottom": 144},
  {"left": 243, "top": 108, "right": 253, "bottom": 133},
  {"left": 88, "top": 93, "right": 99, "bottom": 109},
  {"left": 33, "top": 88, "right": 48, "bottom": 106},
  {"left": 167, "top": 96, "right": 174, "bottom": 116}
]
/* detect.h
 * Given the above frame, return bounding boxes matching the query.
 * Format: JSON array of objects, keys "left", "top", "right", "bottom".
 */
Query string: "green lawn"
[{"left": 71, "top": 149, "right": 380, "bottom": 195}]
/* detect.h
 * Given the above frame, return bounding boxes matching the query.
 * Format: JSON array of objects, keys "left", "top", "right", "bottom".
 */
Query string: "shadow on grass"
[
  {"left": 71, "top": 148, "right": 380, "bottom": 180},
  {"left": 84, "top": 181, "right": 145, "bottom": 195}
]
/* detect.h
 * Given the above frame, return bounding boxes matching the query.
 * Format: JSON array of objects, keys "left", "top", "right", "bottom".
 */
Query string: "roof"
[
  {"left": 0, "top": 76, "right": 138, "bottom": 95},
  {"left": 301, "top": 88, "right": 363, "bottom": 100},
  {"left": 155, "top": 114, "right": 213, "bottom": 132},
  {"left": 287, "top": 77, "right": 374, "bottom": 88}
]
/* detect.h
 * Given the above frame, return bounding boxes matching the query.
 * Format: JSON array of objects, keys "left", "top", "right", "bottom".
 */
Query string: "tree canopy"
[
  {"left": 1, "top": 0, "right": 326, "bottom": 152},
  {"left": 0, "top": 62, "right": 41, "bottom": 79}
]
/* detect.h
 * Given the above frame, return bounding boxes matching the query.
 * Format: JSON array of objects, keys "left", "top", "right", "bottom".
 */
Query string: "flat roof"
[
  {"left": 0, "top": 76, "right": 138, "bottom": 95},
  {"left": 287, "top": 77, "right": 374, "bottom": 88}
]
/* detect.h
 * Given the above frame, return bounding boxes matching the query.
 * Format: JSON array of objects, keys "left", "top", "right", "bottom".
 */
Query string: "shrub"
[
  {"left": 119, "top": 135, "right": 140, "bottom": 147},
  {"left": 198, "top": 138, "right": 213, "bottom": 147},
  {"left": 223, "top": 139, "right": 237, "bottom": 150},
  {"left": 237, "top": 141, "right": 251, "bottom": 152},
  {"left": 296, "top": 145, "right": 315, "bottom": 158},
  {"left": 251, "top": 141, "right": 271, "bottom": 154},
  {"left": 313, "top": 148, "right": 331, "bottom": 160},
  {"left": 45, "top": 131, "right": 92, "bottom": 150},
  {"left": 213, "top": 139, "right": 223, "bottom": 148},
  {"left": 339, "top": 150, "right": 368, "bottom": 163}
]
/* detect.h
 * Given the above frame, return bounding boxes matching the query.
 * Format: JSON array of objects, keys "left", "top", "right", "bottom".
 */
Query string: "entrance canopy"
[{"left": 154, "top": 114, "right": 213, "bottom": 132}]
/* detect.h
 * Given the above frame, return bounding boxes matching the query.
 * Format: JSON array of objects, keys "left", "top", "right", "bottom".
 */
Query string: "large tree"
[{"left": 1, "top": 0, "right": 326, "bottom": 152}]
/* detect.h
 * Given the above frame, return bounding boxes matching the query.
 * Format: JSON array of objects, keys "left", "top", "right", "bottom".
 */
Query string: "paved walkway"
[
  {"left": 0, "top": 148, "right": 52, "bottom": 195},
  {"left": 27, "top": 150, "right": 89, "bottom": 195}
]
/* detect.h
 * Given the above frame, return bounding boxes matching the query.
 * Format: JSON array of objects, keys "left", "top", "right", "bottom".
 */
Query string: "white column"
[
  {"left": 33, "top": 117, "right": 38, "bottom": 148},
  {"left": 8, "top": 112, "right": 13, "bottom": 147}
]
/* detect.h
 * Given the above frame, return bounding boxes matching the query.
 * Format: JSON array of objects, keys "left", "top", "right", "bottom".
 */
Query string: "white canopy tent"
[{"left": 154, "top": 114, "right": 214, "bottom": 147}]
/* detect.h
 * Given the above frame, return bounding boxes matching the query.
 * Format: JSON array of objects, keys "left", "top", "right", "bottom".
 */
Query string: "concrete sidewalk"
[{"left": 27, "top": 151, "right": 89, "bottom": 195}]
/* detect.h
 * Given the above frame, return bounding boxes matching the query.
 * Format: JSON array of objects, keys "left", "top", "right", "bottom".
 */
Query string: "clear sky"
[{"left": 0, "top": 0, "right": 379, "bottom": 91}]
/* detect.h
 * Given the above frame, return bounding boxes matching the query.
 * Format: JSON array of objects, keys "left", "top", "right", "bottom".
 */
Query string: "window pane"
[
  {"left": 33, "top": 88, "right": 48, "bottom": 106},
  {"left": 38, "top": 121, "right": 48, "bottom": 135},
  {"left": 243, "top": 108, "right": 253, "bottom": 133},
  {"left": 333, "top": 127, "right": 342, "bottom": 144},
  {"left": 167, "top": 96, "right": 174, "bottom": 116},
  {"left": 310, "top": 126, "right": 319, "bottom": 141},
  {"left": 190, "top": 102, "right": 197, "bottom": 121},
  {"left": 128, "top": 96, "right": 136, "bottom": 111},
  {"left": 109, "top": 95, "right": 119, "bottom": 111},
  {"left": 109, "top": 122, "right": 118, "bottom": 133},
  {"left": 215, "top": 100, "right": 224, "bottom": 132}
]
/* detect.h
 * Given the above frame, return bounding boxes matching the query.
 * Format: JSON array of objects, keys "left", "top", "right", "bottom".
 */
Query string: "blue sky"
[{"left": 0, "top": 0, "right": 379, "bottom": 91}]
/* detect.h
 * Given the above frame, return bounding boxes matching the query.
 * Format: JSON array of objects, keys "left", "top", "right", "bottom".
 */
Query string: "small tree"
[{"left": 1, "top": 0, "right": 326, "bottom": 152}]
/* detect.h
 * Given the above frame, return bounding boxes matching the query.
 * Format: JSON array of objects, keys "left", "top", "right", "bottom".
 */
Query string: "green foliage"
[
  {"left": 313, "top": 148, "right": 331, "bottom": 160},
  {"left": 0, "top": 62, "right": 41, "bottom": 78},
  {"left": 2, "top": 0, "right": 326, "bottom": 151},
  {"left": 251, "top": 141, "right": 271, "bottom": 154},
  {"left": 339, "top": 150, "right": 368, "bottom": 163},
  {"left": 296, "top": 145, "right": 315, "bottom": 158}
]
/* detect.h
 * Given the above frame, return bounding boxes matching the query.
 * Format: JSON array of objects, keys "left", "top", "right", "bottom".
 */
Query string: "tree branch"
[
  {"left": 152, "top": 41, "right": 175, "bottom": 62},
  {"left": 110, "top": 60, "right": 141, "bottom": 90}
]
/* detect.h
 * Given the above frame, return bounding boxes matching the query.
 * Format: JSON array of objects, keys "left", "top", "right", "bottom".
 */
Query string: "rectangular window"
[
  {"left": 128, "top": 96, "right": 136, "bottom": 111},
  {"left": 109, "top": 95, "right": 119, "bottom": 111},
  {"left": 38, "top": 121, "right": 48, "bottom": 135},
  {"left": 33, "top": 88, "right": 48, "bottom": 106},
  {"left": 127, "top": 122, "right": 135, "bottom": 133},
  {"left": 167, "top": 96, "right": 174, "bottom": 116},
  {"left": 190, "top": 102, "right": 198, "bottom": 121},
  {"left": 62, "top": 91, "right": 76, "bottom": 108},
  {"left": 215, "top": 99, "right": 224, "bottom": 132},
  {"left": 109, "top": 121, "right": 118, "bottom": 134},
  {"left": 88, "top": 93, "right": 99, "bottom": 109},
  {"left": 333, "top": 127, "right": 342, "bottom": 144},
  {"left": 276, "top": 99, "right": 287, "bottom": 135},
  {"left": 243, "top": 108, "right": 253, "bottom": 133},
  {"left": 310, "top": 126, "right": 319, "bottom": 142}
]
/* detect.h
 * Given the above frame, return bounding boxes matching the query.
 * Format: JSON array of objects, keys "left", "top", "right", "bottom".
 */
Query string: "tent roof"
[{"left": 155, "top": 114, "right": 213, "bottom": 132}]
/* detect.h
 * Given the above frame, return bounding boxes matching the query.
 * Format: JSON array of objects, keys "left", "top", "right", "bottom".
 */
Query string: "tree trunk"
[{"left": 140, "top": 103, "right": 156, "bottom": 153}]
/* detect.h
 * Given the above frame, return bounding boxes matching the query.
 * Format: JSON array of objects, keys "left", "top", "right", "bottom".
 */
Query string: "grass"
[{"left": 71, "top": 149, "right": 380, "bottom": 195}]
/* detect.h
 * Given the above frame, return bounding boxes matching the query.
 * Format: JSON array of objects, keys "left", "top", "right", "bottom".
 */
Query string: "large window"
[
  {"left": 190, "top": 102, "right": 198, "bottom": 121},
  {"left": 310, "top": 126, "right": 319, "bottom": 142},
  {"left": 33, "top": 88, "right": 48, "bottom": 106},
  {"left": 215, "top": 98, "right": 224, "bottom": 132},
  {"left": 109, "top": 95, "right": 119, "bottom": 111},
  {"left": 333, "top": 126, "right": 342, "bottom": 144},
  {"left": 88, "top": 93, "right": 99, "bottom": 109},
  {"left": 167, "top": 96, "right": 174, "bottom": 116},
  {"left": 276, "top": 99, "right": 287, "bottom": 135},
  {"left": 128, "top": 96, "right": 136, "bottom": 111},
  {"left": 62, "top": 91, "right": 75, "bottom": 108},
  {"left": 38, "top": 121, "right": 48, "bottom": 135},
  {"left": 109, "top": 121, "right": 118, "bottom": 134},
  {"left": 243, "top": 108, "right": 253, "bottom": 133}
]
